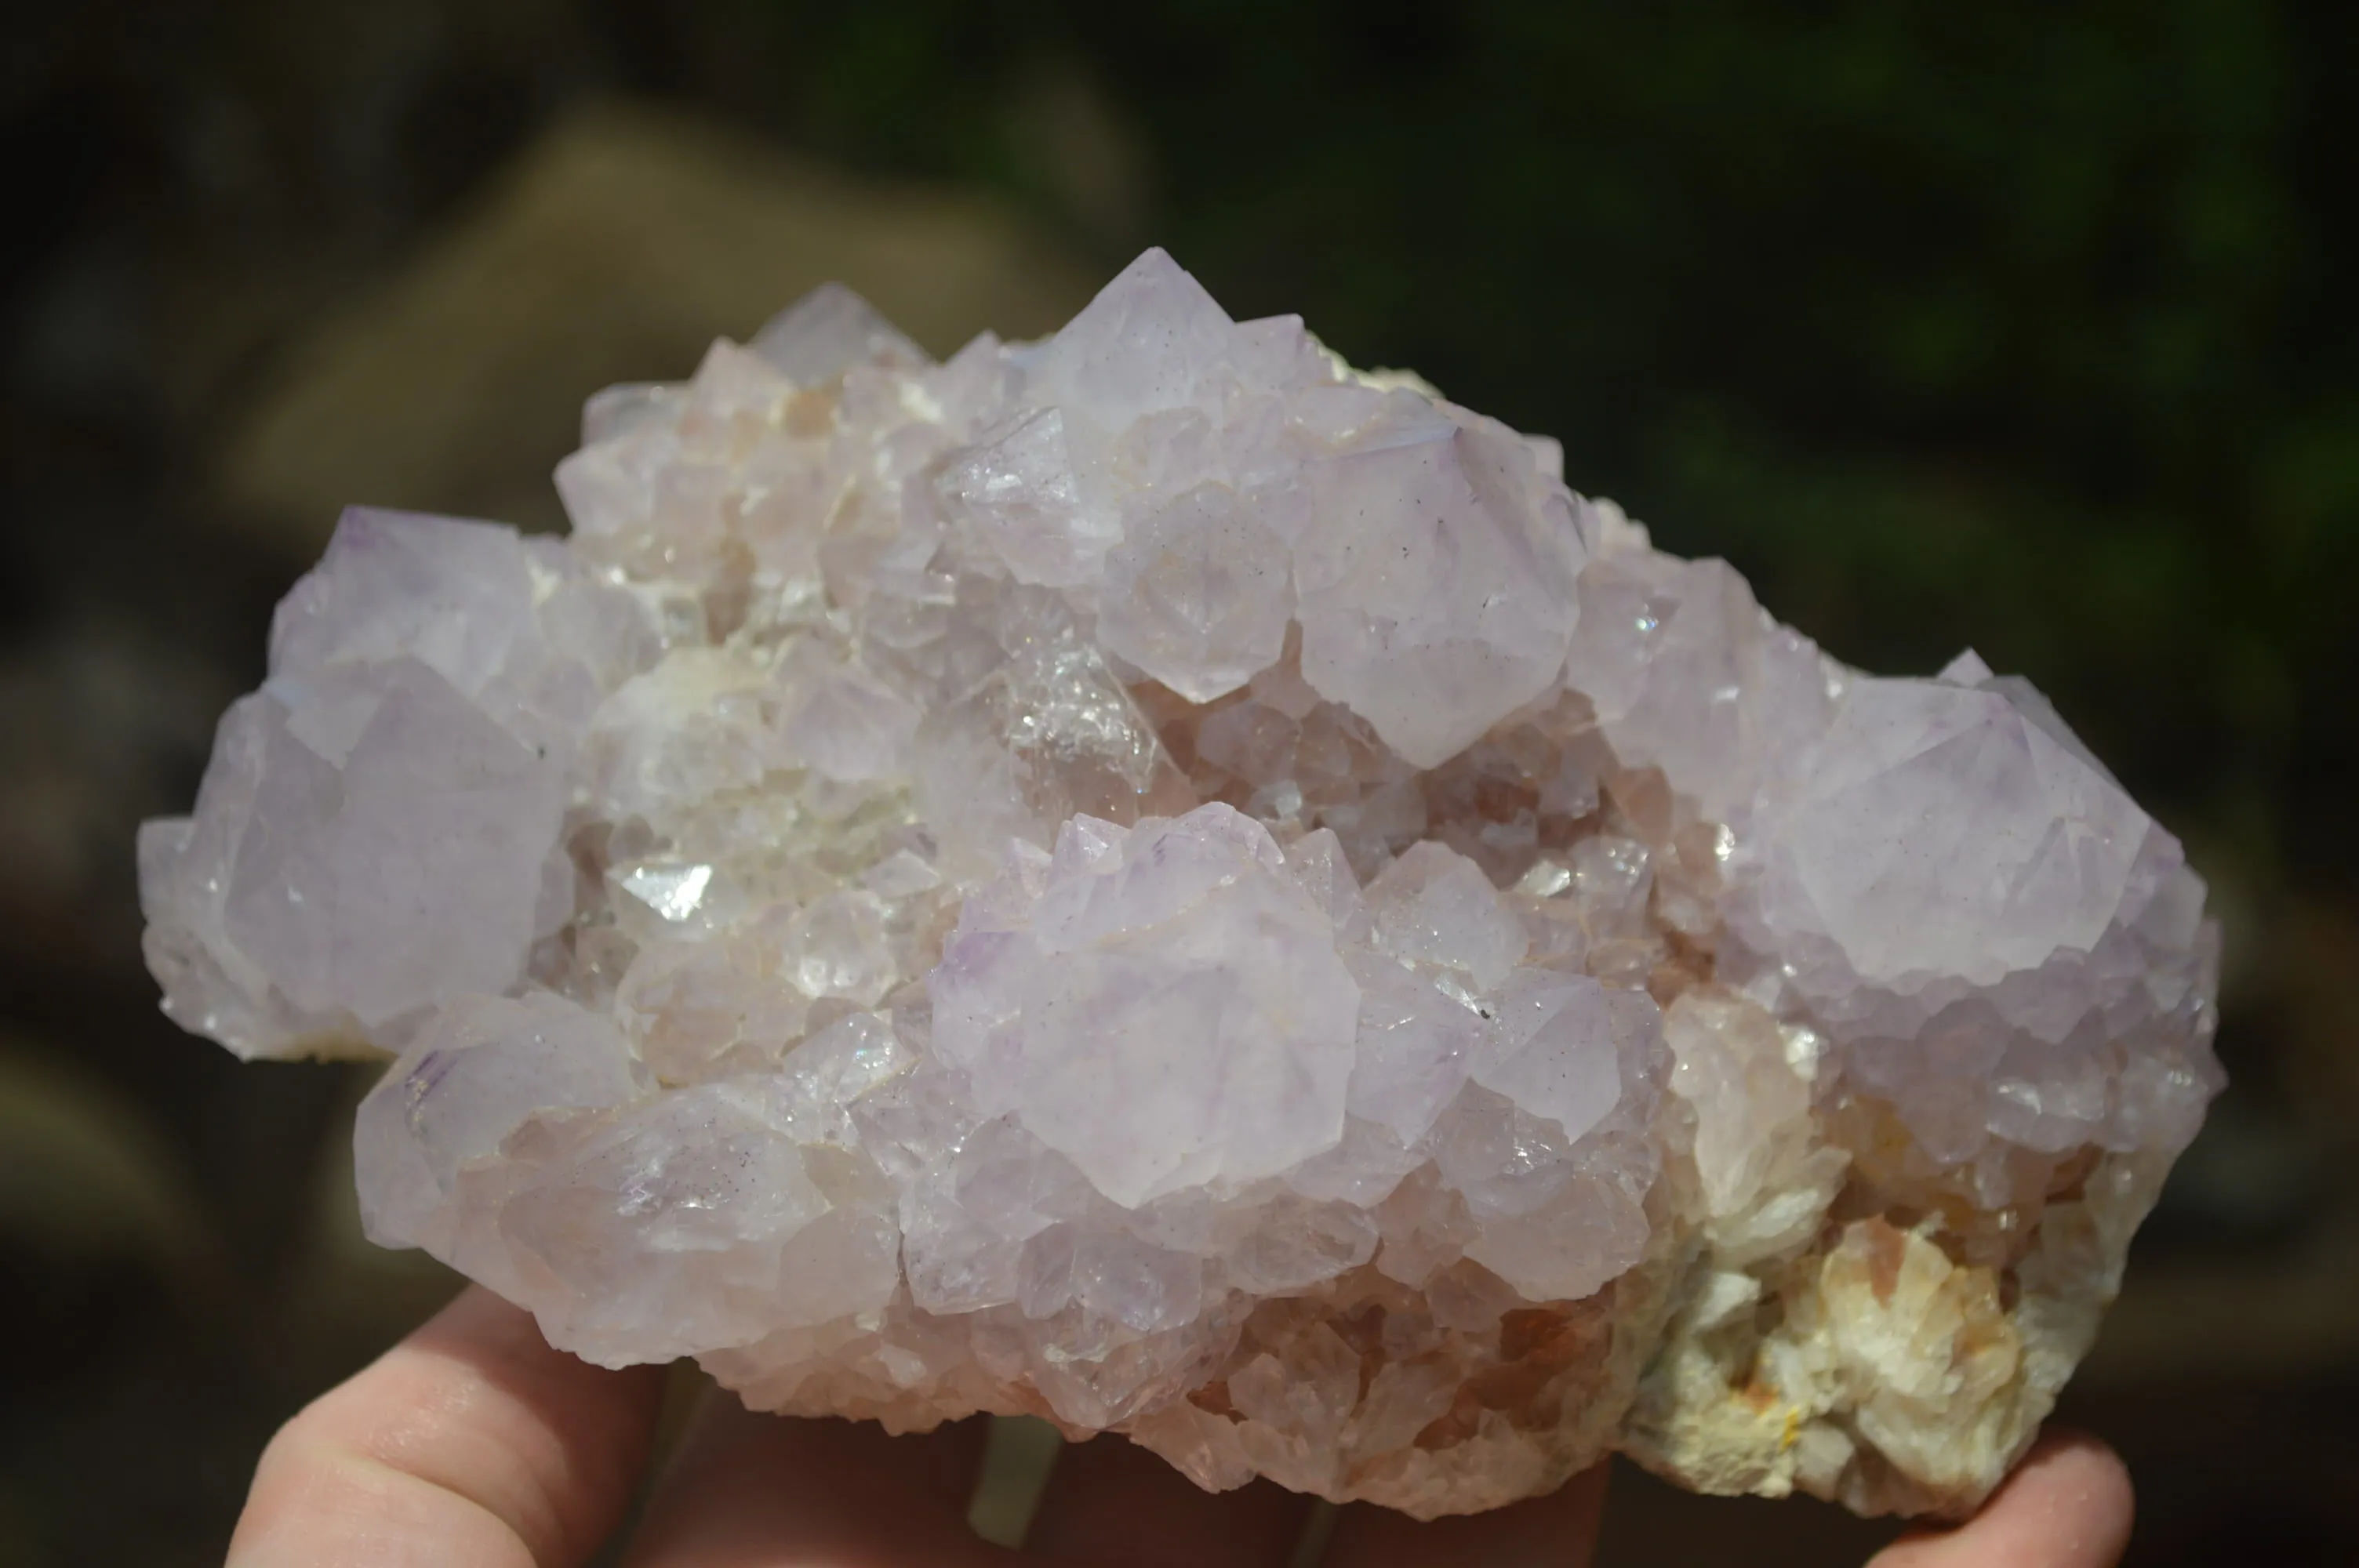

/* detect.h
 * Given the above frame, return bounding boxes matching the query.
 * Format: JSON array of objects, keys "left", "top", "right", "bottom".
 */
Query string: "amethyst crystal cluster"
[{"left": 140, "top": 251, "right": 2219, "bottom": 1518}]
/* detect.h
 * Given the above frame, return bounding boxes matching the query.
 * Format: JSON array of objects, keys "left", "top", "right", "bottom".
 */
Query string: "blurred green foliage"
[{"left": 738, "top": 0, "right": 2358, "bottom": 916}]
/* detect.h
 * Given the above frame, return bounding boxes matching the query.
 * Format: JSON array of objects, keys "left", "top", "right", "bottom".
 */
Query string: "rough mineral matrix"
[{"left": 140, "top": 250, "right": 2221, "bottom": 1519}]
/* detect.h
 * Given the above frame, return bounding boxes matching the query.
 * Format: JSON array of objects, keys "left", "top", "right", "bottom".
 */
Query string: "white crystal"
[
  {"left": 1750, "top": 676, "right": 2150, "bottom": 985},
  {"left": 932, "top": 805, "right": 1360, "bottom": 1207},
  {"left": 1295, "top": 415, "right": 1587, "bottom": 767},
  {"left": 1026, "top": 248, "right": 1240, "bottom": 439},
  {"left": 1096, "top": 481, "right": 1292, "bottom": 702},
  {"left": 143, "top": 249, "right": 2222, "bottom": 1523},
  {"left": 748, "top": 281, "right": 929, "bottom": 386},
  {"left": 1364, "top": 840, "right": 1530, "bottom": 992},
  {"left": 354, "top": 991, "right": 651, "bottom": 1287},
  {"left": 940, "top": 408, "right": 1116, "bottom": 588},
  {"left": 140, "top": 510, "right": 664, "bottom": 1055}
]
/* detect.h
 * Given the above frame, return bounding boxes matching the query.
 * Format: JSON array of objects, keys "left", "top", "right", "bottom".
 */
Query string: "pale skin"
[{"left": 227, "top": 1286, "right": 2134, "bottom": 1568}]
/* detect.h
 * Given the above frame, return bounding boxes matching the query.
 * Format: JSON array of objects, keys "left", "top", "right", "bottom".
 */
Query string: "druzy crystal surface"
[{"left": 140, "top": 251, "right": 2221, "bottom": 1519}]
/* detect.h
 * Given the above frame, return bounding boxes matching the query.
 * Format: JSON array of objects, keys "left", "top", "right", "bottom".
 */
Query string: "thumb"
[{"left": 1869, "top": 1430, "right": 2132, "bottom": 1568}]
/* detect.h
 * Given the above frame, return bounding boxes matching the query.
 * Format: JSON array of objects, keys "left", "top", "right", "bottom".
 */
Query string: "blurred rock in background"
[
  {"left": 219, "top": 101, "right": 1100, "bottom": 546},
  {"left": 2, "top": 3, "right": 2354, "bottom": 1564}
]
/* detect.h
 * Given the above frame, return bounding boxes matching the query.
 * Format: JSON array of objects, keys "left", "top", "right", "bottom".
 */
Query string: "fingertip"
[
  {"left": 2027, "top": 1428, "right": 2132, "bottom": 1508},
  {"left": 1870, "top": 1428, "right": 2133, "bottom": 1568},
  {"left": 2019, "top": 1429, "right": 2135, "bottom": 1563},
  {"left": 229, "top": 1285, "right": 667, "bottom": 1568}
]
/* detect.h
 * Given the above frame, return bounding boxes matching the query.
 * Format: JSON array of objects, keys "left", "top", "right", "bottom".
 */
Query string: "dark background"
[{"left": 4, "top": 3, "right": 2355, "bottom": 1563}]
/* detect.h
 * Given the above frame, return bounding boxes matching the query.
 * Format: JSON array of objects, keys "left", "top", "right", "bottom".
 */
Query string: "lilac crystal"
[{"left": 140, "top": 249, "right": 2221, "bottom": 1519}]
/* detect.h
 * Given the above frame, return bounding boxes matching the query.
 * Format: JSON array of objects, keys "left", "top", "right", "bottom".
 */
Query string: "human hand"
[{"left": 225, "top": 1286, "right": 2133, "bottom": 1567}]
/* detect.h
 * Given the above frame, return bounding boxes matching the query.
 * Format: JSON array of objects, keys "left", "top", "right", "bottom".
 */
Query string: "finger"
[
  {"left": 228, "top": 1284, "right": 667, "bottom": 1568},
  {"left": 1321, "top": 1461, "right": 1608, "bottom": 1568},
  {"left": 1024, "top": 1432, "right": 1314, "bottom": 1568},
  {"left": 622, "top": 1396, "right": 1001, "bottom": 1566},
  {"left": 1869, "top": 1429, "right": 2133, "bottom": 1568}
]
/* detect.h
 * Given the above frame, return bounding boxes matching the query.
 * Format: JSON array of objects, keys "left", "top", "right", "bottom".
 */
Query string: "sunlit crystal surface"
[{"left": 140, "top": 249, "right": 2221, "bottom": 1520}]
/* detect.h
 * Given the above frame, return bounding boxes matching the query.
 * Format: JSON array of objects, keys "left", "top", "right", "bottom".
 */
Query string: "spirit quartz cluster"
[{"left": 140, "top": 250, "right": 2221, "bottom": 1519}]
